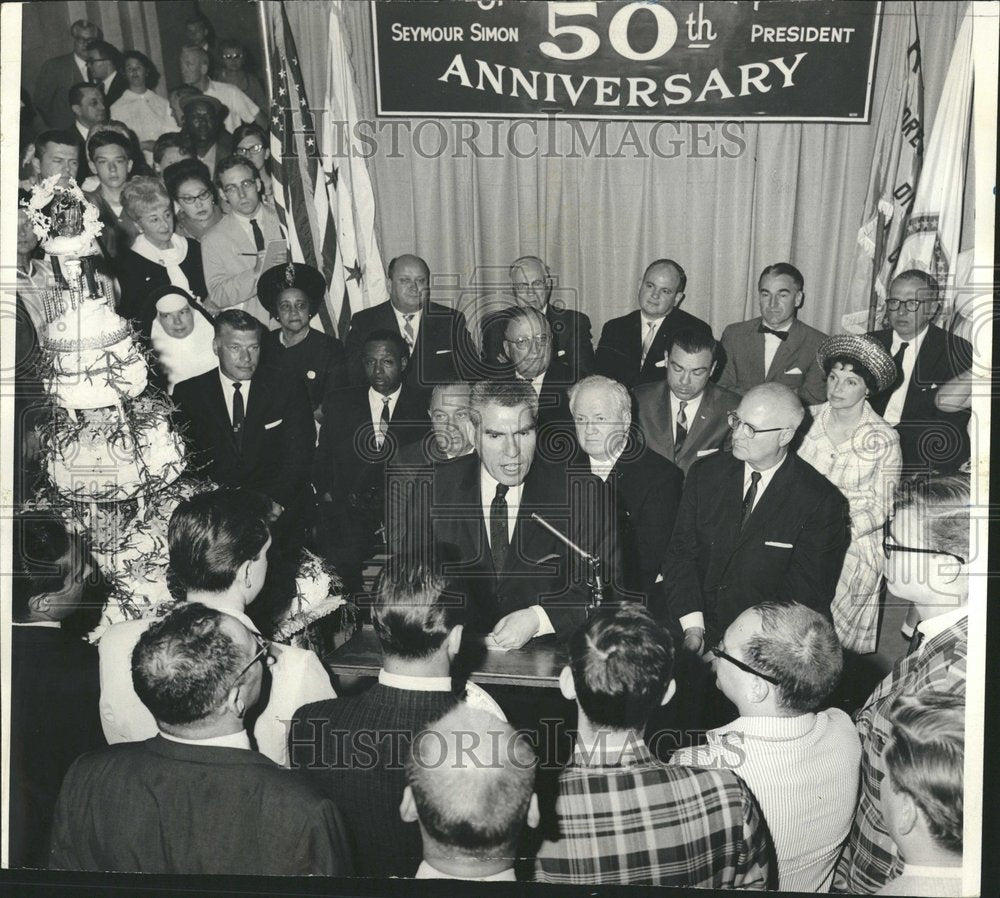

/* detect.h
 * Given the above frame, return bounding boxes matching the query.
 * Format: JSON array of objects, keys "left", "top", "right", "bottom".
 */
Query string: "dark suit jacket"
[
  {"left": 717, "top": 316, "right": 828, "bottom": 405},
  {"left": 345, "top": 300, "right": 477, "bottom": 393},
  {"left": 9, "top": 625, "right": 105, "bottom": 869},
  {"left": 33, "top": 52, "right": 86, "bottom": 129},
  {"left": 867, "top": 325, "right": 972, "bottom": 472},
  {"left": 595, "top": 307, "right": 712, "bottom": 388},
  {"left": 85, "top": 190, "right": 138, "bottom": 261},
  {"left": 411, "top": 454, "right": 611, "bottom": 636},
  {"left": 633, "top": 381, "right": 741, "bottom": 475},
  {"left": 481, "top": 303, "right": 595, "bottom": 379},
  {"left": 172, "top": 365, "right": 315, "bottom": 511},
  {"left": 114, "top": 238, "right": 208, "bottom": 326},
  {"left": 663, "top": 451, "right": 850, "bottom": 644},
  {"left": 313, "top": 382, "right": 429, "bottom": 502},
  {"left": 102, "top": 72, "right": 129, "bottom": 108},
  {"left": 48, "top": 735, "right": 351, "bottom": 875},
  {"left": 261, "top": 328, "right": 348, "bottom": 413},
  {"left": 572, "top": 438, "right": 683, "bottom": 605}
]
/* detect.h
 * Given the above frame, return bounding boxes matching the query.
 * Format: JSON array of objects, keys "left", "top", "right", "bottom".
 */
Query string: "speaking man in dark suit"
[
  {"left": 663, "top": 382, "right": 850, "bottom": 655},
  {"left": 49, "top": 603, "right": 351, "bottom": 875},
  {"left": 172, "top": 309, "right": 315, "bottom": 553},
  {"left": 315, "top": 329, "right": 429, "bottom": 590},
  {"left": 717, "top": 262, "right": 828, "bottom": 405},
  {"left": 480, "top": 255, "right": 595, "bottom": 379},
  {"left": 570, "top": 375, "right": 683, "bottom": 609},
  {"left": 634, "top": 327, "right": 741, "bottom": 474},
  {"left": 33, "top": 19, "right": 101, "bottom": 129},
  {"left": 868, "top": 270, "right": 972, "bottom": 473},
  {"left": 595, "top": 259, "right": 711, "bottom": 388},
  {"left": 411, "top": 380, "right": 609, "bottom": 646},
  {"left": 345, "top": 254, "right": 477, "bottom": 396},
  {"left": 9, "top": 512, "right": 106, "bottom": 870}
]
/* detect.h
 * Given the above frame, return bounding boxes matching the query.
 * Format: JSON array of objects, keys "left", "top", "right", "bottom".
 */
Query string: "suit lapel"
[
  {"left": 655, "top": 383, "right": 676, "bottom": 458},
  {"left": 766, "top": 320, "right": 802, "bottom": 380},
  {"left": 736, "top": 454, "right": 794, "bottom": 546},
  {"left": 241, "top": 373, "right": 271, "bottom": 457},
  {"left": 903, "top": 326, "right": 944, "bottom": 414},
  {"left": 207, "top": 374, "right": 239, "bottom": 452},
  {"left": 683, "top": 384, "right": 715, "bottom": 449}
]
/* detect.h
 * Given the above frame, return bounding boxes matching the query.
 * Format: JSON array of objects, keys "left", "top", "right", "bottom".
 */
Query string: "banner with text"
[{"left": 372, "top": 0, "right": 882, "bottom": 122}]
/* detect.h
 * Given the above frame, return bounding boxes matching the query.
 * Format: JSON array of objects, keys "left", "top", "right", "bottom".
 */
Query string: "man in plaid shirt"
[
  {"left": 835, "top": 474, "right": 969, "bottom": 893},
  {"left": 535, "top": 604, "right": 772, "bottom": 888}
]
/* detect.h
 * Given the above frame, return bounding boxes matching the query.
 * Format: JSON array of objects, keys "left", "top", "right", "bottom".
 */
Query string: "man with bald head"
[
  {"left": 179, "top": 45, "right": 262, "bottom": 133},
  {"left": 481, "top": 255, "right": 595, "bottom": 378},
  {"left": 664, "top": 382, "right": 850, "bottom": 656},
  {"left": 595, "top": 258, "right": 711, "bottom": 388},
  {"left": 402, "top": 704, "right": 539, "bottom": 880},
  {"left": 345, "top": 254, "right": 477, "bottom": 396}
]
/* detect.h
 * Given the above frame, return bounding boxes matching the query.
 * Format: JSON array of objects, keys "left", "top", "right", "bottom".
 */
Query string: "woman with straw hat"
[{"left": 798, "top": 334, "right": 902, "bottom": 654}]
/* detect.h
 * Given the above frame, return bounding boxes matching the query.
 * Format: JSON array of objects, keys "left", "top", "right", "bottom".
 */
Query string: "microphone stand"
[{"left": 530, "top": 513, "right": 604, "bottom": 617}]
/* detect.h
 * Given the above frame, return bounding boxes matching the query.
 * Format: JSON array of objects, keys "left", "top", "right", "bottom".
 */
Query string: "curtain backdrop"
[{"left": 289, "top": 0, "right": 968, "bottom": 338}]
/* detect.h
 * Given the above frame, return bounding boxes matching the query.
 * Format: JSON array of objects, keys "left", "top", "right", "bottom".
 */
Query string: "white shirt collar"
[
  {"left": 670, "top": 389, "right": 704, "bottom": 423},
  {"left": 378, "top": 669, "right": 452, "bottom": 692},
  {"left": 415, "top": 860, "right": 516, "bottom": 881},
  {"left": 480, "top": 466, "right": 524, "bottom": 507},
  {"left": 368, "top": 385, "right": 401, "bottom": 411},
  {"left": 189, "top": 599, "right": 259, "bottom": 635},
  {"left": 101, "top": 70, "right": 117, "bottom": 93},
  {"left": 75, "top": 119, "right": 90, "bottom": 142},
  {"left": 640, "top": 314, "right": 665, "bottom": 329},
  {"left": 160, "top": 730, "right": 252, "bottom": 750},
  {"left": 588, "top": 444, "right": 625, "bottom": 481},
  {"left": 219, "top": 370, "right": 251, "bottom": 391},
  {"left": 916, "top": 605, "right": 968, "bottom": 653},
  {"left": 890, "top": 323, "right": 931, "bottom": 354}
]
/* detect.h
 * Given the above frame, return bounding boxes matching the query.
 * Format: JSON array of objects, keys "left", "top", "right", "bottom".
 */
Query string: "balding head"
[
  {"left": 731, "top": 383, "right": 804, "bottom": 470},
  {"left": 403, "top": 706, "right": 538, "bottom": 862},
  {"left": 509, "top": 255, "right": 552, "bottom": 310},
  {"left": 504, "top": 305, "right": 552, "bottom": 378},
  {"left": 387, "top": 254, "right": 430, "bottom": 314}
]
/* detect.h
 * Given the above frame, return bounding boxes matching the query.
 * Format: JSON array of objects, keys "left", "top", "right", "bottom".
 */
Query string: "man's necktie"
[
  {"left": 675, "top": 401, "right": 688, "bottom": 456},
  {"left": 490, "top": 483, "right": 510, "bottom": 573},
  {"left": 250, "top": 218, "right": 265, "bottom": 252},
  {"left": 888, "top": 341, "right": 910, "bottom": 393},
  {"left": 907, "top": 627, "right": 925, "bottom": 656},
  {"left": 740, "top": 471, "right": 761, "bottom": 532},
  {"left": 376, "top": 396, "right": 391, "bottom": 449},
  {"left": 757, "top": 324, "right": 789, "bottom": 340},
  {"left": 231, "top": 382, "right": 245, "bottom": 449},
  {"left": 639, "top": 321, "right": 657, "bottom": 367}
]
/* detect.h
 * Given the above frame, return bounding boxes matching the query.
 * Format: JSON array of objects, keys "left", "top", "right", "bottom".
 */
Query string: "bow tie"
[{"left": 758, "top": 324, "right": 789, "bottom": 341}]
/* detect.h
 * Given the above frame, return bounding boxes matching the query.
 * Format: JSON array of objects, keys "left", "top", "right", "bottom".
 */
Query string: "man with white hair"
[
  {"left": 179, "top": 45, "right": 262, "bottom": 133},
  {"left": 664, "top": 382, "right": 850, "bottom": 657},
  {"left": 671, "top": 602, "right": 861, "bottom": 891},
  {"left": 570, "top": 375, "right": 682, "bottom": 608}
]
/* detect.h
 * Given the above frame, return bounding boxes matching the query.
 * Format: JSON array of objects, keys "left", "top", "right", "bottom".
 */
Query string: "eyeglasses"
[
  {"left": 885, "top": 298, "right": 934, "bottom": 312},
  {"left": 227, "top": 633, "right": 271, "bottom": 691},
  {"left": 237, "top": 143, "right": 265, "bottom": 155},
  {"left": 882, "top": 520, "right": 966, "bottom": 565},
  {"left": 176, "top": 188, "right": 213, "bottom": 205},
  {"left": 727, "top": 412, "right": 788, "bottom": 439},
  {"left": 513, "top": 279, "right": 548, "bottom": 291},
  {"left": 712, "top": 644, "right": 781, "bottom": 684},
  {"left": 505, "top": 334, "right": 551, "bottom": 350},
  {"left": 222, "top": 52, "right": 244, "bottom": 59},
  {"left": 221, "top": 179, "right": 258, "bottom": 196}
]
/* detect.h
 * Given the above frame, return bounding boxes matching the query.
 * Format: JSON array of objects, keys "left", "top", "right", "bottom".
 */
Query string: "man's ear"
[
  {"left": 526, "top": 792, "right": 540, "bottom": 829},
  {"left": 660, "top": 678, "right": 677, "bottom": 707},
  {"left": 126, "top": 158, "right": 134, "bottom": 175},
  {"left": 27, "top": 592, "right": 53, "bottom": 618},
  {"left": 400, "top": 785, "right": 419, "bottom": 823},
  {"left": 795, "top": 291, "right": 805, "bottom": 310},
  {"left": 226, "top": 682, "right": 248, "bottom": 720},
  {"left": 559, "top": 665, "right": 576, "bottom": 701},
  {"left": 748, "top": 676, "right": 769, "bottom": 704},
  {"left": 212, "top": 336, "right": 220, "bottom": 358},
  {"left": 238, "top": 557, "right": 254, "bottom": 589},
  {"left": 895, "top": 790, "right": 919, "bottom": 836},
  {"left": 708, "top": 359, "right": 718, "bottom": 378},
  {"left": 399, "top": 353, "right": 408, "bottom": 373},
  {"left": 673, "top": 292, "right": 686, "bottom": 310},
  {"left": 446, "top": 624, "right": 463, "bottom": 660}
]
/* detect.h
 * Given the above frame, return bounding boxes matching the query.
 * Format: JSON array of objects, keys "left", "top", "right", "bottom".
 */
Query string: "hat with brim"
[
  {"left": 816, "top": 334, "right": 897, "bottom": 394},
  {"left": 178, "top": 93, "right": 227, "bottom": 121},
  {"left": 257, "top": 262, "right": 326, "bottom": 319}
]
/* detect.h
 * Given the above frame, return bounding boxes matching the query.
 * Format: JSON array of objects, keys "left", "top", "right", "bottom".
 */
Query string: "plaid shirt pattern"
[
  {"left": 534, "top": 742, "right": 772, "bottom": 888},
  {"left": 834, "top": 616, "right": 968, "bottom": 893}
]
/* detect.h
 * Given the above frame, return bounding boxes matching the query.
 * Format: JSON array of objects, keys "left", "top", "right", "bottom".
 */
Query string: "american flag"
[{"left": 264, "top": 1, "right": 385, "bottom": 337}]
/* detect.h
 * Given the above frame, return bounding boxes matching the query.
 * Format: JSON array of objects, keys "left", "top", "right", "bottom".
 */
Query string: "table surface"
[{"left": 325, "top": 626, "right": 567, "bottom": 688}]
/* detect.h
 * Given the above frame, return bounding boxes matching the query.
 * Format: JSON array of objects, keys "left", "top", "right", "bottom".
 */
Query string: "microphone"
[{"left": 530, "top": 513, "right": 604, "bottom": 614}]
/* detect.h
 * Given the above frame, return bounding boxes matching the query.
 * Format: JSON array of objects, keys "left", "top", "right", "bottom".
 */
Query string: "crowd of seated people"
[{"left": 10, "top": 15, "right": 976, "bottom": 890}]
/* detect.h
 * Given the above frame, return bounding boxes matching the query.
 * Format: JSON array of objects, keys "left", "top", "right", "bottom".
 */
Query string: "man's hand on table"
[{"left": 489, "top": 609, "right": 540, "bottom": 651}]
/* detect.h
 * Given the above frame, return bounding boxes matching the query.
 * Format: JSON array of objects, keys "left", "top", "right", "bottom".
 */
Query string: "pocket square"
[
  {"left": 264, "top": 419, "right": 283, "bottom": 430},
  {"left": 764, "top": 540, "right": 794, "bottom": 549},
  {"left": 655, "top": 358, "right": 666, "bottom": 368},
  {"left": 557, "top": 349, "right": 566, "bottom": 357},
  {"left": 435, "top": 349, "right": 452, "bottom": 355},
  {"left": 696, "top": 449, "right": 718, "bottom": 457},
  {"left": 784, "top": 367, "right": 803, "bottom": 375}
]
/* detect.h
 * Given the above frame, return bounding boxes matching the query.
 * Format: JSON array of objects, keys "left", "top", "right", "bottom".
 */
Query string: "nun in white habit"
[{"left": 145, "top": 286, "right": 217, "bottom": 394}]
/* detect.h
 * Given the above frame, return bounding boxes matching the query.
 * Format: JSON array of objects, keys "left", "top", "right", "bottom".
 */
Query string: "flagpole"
[
  {"left": 867, "top": 209, "right": 886, "bottom": 331},
  {"left": 257, "top": 0, "right": 274, "bottom": 111}
]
